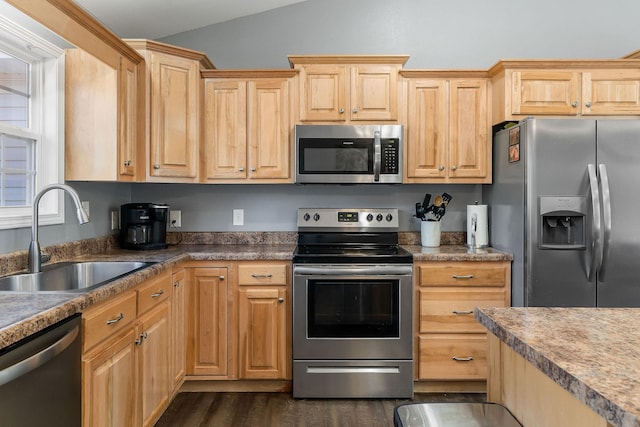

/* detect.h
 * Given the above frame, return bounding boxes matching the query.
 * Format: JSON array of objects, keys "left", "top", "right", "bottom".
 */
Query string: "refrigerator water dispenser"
[{"left": 539, "top": 196, "right": 586, "bottom": 249}]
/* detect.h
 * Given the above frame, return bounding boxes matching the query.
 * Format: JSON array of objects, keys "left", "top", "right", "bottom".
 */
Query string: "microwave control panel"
[{"left": 381, "top": 140, "right": 399, "bottom": 174}]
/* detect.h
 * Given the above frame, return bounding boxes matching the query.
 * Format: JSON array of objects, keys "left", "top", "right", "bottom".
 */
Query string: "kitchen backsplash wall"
[{"left": 130, "top": 183, "right": 480, "bottom": 233}]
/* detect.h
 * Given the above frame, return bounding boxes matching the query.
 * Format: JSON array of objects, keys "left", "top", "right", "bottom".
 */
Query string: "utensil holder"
[{"left": 421, "top": 220, "right": 441, "bottom": 247}]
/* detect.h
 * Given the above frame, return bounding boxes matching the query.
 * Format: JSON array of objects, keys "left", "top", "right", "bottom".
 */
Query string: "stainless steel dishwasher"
[{"left": 0, "top": 314, "right": 81, "bottom": 426}]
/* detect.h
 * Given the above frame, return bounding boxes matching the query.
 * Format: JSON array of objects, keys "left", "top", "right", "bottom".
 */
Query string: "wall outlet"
[
  {"left": 170, "top": 210, "right": 182, "bottom": 228},
  {"left": 110, "top": 210, "right": 119, "bottom": 230},
  {"left": 233, "top": 209, "right": 244, "bottom": 226}
]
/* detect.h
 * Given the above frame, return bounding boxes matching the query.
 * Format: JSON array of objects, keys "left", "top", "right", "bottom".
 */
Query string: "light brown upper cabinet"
[
  {"left": 201, "top": 70, "right": 296, "bottom": 183},
  {"left": 402, "top": 71, "right": 491, "bottom": 183},
  {"left": 289, "top": 55, "right": 409, "bottom": 123},
  {"left": 65, "top": 50, "right": 143, "bottom": 181},
  {"left": 126, "top": 40, "right": 215, "bottom": 182},
  {"left": 490, "top": 60, "right": 640, "bottom": 123}
]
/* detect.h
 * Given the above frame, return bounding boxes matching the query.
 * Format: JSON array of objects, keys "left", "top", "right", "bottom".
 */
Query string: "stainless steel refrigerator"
[{"left": 483, "top": 118, "right": 640, "bottom": 307}]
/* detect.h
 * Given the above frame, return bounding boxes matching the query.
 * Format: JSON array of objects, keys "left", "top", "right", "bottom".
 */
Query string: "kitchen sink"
[{"left": 0, "top": 261, "right": 155, "bottom": 293}]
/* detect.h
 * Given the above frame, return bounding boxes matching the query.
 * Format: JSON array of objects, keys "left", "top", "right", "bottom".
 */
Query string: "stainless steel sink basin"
[{"left": 0, "top": 261, "right": 155, "bottom": 293}]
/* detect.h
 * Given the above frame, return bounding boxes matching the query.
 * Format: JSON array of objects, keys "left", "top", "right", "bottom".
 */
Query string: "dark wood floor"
[{"left": 155, "top": 392, "right": 486, "bottom": 427}]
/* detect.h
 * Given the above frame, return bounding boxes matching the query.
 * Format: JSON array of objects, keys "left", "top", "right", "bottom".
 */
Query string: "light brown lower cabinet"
[
  {"left": 185, "top": 261, "right": 292, "bottom": 382},
  {"left": 414, "top": 261, "right": 511, "bottom": 392},
  {"left": 82, "top": 269, "right": 174, "bottom": 427}
]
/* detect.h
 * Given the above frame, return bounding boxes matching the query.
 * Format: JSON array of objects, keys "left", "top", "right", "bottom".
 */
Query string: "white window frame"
[{"left": 0, "top": 15, "right": 65, "bottom": 230}]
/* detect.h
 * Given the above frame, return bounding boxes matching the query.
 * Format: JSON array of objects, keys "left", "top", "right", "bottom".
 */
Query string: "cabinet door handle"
[
  {"left": 219, "top": 275, "right": 225, "bottom": 280},
  {"left": 174, "top": 281, "right": 180, "bottom": 288},
  {"left": 106, "top": 313, "right": 124, "bottom": 325},
  {"left": 451, "top": 165, "right": 457, "bottom": 171},
  {"left": 251, "top": 273, "right": 273, "bottom": 278},
  {"left": 452, "top": 356, "right": 474, "bottom": 362},
  {"left": 338, "top": 108, "right": 345, "bottom": 114},
  {"left": 571, "top": 101, "right": 578, "bottom": 108},
  {"left": 452, "top": 274, "right": 474, "bottom": 279},
  {"left": 452, "top": 310, "right": 474, "bottom": 315},
  {"left": 153, "top": 164, "right": 160, "bottom": 170},
  {"left": 352, "top": 107, "right": 358, "bottom": 114},
  {"left": 439, "top": 165, "right": 445, "bottom": 171},
  {"left": 278, "top": 298, "right": 284, "bottom": 303},
  {"left": 585, "top": 101, "right": 592, "bottom": 108},
  {"left": 135, "top": 332, "right": 148, "bottom": 346},
  {"left": 250, "top": 167, "right": 256, "bottom": 172},
  {"left": 238, "top": 167, "right": 245, "bottom": 172},
  {"left": 151, "top": 290, "right": 164, "bottom": 298}
]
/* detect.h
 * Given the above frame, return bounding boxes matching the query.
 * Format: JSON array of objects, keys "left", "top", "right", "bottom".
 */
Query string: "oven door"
[{"left": 293, "top": 264, "right": 413, "bottom": 360}]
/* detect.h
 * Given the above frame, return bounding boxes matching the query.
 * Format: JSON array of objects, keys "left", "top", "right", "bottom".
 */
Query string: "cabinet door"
[
  {"left": 238, "top": 287, "right": 287, "bottom": 379},
  {"left": 170, "top": 269, "right": 186, "bottom": 392},
  {"left": 582, "top": 70, "right": 640, "bottom": 115},
  {"left": 448, "top": 79, "right": 489, "bottom": 180},
  {"left": 187, "top": 267, "right": 229, "bottom": 376},
  {"left": 299, "top": 64, "right": 347, "bottom": 121},
  {"left": 247, "top": 78, "right": 291, "bottom": 180},
  {"left": 138, "top": 302, "right": 171, "bottom": 427},
  {"left": 118, "top": 57, "right": 138, "bottom": 179},
  {"left": 511, "top": 70, "right": 581, "bottom": 115},
  {"left": 350, "top": 65, "right": 398, "bottom": 121},
  {"left": 149, "top": 52, "right": 199, "bottom": 179},
  {"left": 406, "top": 79, "right": 448, "bottom": 180},
  {"left": 82, "top": 327, "right": 138, "bottom": 427},
  {"left": 203, "top": 79, "right": 248, "bottom": 179}
]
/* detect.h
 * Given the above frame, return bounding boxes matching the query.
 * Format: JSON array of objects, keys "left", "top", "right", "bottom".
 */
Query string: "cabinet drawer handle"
[
  {"left": 452, "top": 274, "right": 474, "bottom": 279},
  {"left": 251, "top": 274, "right": 273, "bottom": 278},
  {"left": 106, "top": 313, "right": 124, "bottom": 325},
  {"left": 151, "top": 290, "right": 164, "bottom": 298},
  {"left": 452, "top": 310, "right": 474, "bottom": 315},
  {"left": 452, "top": 356, "right": 474, "bottom": 362}
]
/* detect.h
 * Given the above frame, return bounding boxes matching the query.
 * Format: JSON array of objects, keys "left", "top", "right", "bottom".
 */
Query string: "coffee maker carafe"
[{"left": 120, "top": 203, "right": 169, "bottom": 250}]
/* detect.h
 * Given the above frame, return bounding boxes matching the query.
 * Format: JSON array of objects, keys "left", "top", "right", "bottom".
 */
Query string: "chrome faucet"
[{"left": 28, "top": 184, "right": 90, "bottom": 273}]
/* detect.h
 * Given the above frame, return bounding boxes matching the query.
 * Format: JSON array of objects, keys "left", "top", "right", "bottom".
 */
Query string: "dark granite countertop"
[
  {"left": 475, "top": 306, "right": 640, "bottom": 427},
  {"left": 0, "top": 240, "right": 510, "bottom": 351}
]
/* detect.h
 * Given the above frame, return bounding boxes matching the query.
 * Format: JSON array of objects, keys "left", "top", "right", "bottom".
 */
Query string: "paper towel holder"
[{"left": 467, "top": 201, "right": 489, "bottom": 249}]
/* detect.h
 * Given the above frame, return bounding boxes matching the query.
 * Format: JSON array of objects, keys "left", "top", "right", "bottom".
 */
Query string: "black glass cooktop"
[{"left": 293, "top": 244, "right": 413, "bottom": 264}]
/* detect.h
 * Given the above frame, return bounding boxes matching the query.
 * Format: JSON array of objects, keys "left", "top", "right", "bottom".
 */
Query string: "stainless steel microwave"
[{"left": 295, "top": 124, "right": 403, "bottom": 184}]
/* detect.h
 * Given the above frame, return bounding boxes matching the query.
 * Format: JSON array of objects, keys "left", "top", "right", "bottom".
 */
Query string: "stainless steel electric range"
[{"left": 292, "top": 208, "right": 414, "bottom": 398}]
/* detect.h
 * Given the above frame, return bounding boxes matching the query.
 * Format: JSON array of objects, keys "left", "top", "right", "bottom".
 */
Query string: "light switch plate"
[{"left": 233, "top": 209, "right": 244, "bottom": 226}]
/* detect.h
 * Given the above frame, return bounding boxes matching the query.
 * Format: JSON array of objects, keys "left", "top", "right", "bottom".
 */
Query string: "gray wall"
[{"left": 161, "top": 0, "right": 640, "bottom": 69}]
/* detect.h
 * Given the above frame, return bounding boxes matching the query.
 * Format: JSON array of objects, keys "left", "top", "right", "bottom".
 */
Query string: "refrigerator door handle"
[
  {"left": 587, "top": 164, "right": 602, "bottom": 281},
  {"left": 598, "top": 164, "right": 612, "bottom": 280}
]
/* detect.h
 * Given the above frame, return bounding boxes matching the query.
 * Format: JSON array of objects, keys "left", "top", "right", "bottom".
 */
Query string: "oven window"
[
  {"left": 299, "top": 138, "right": 373, "bottom": 174},
  {"left": 307, "top": 279, "right": 399, "bottom": 338}
]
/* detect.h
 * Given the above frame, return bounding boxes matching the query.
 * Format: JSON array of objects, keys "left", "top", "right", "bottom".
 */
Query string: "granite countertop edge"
[
  {"left": 0, "top": 243, "right": 511, "bottom": 351},
  {"left": 475, "top": 307, "right": 639, "bottom": 427}
]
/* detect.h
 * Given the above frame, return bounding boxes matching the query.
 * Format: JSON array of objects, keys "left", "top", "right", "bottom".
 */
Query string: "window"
[{"left": 0, "top": 15, "right": 64, "bottom": 229}]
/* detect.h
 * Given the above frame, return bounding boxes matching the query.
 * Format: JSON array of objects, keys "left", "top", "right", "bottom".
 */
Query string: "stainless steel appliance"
[
  {"left": 120, "top": 203, "right": 169, "bottom": 250},
  {"left": 0, "top": 314, "right": 81, "bottom": 426},
  {"left": 292, "top": 208, "right": 413, "bottom": 398},
  {"left": 484, "top": 118, "right": 640, "bottom": 307},
  {"left": 295, "top": 124, "right": 403, "bottom": 184}
]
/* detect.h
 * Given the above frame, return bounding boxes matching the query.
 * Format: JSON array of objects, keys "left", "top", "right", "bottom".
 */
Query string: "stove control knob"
[
  {"left": 376, "top": 213, "right": 383, "bottom": 222},
  {"left": 313, "top": 213, "right": 320, "bottom": 222},
  {"left": 366, "top": 213, "right": 374, "bottom": 222},
  {"left": 303, "top": 213, "right": 310, "bottom": 221},
  {"left": 386, "top": 213, "right": 393, "bottom": 222}
]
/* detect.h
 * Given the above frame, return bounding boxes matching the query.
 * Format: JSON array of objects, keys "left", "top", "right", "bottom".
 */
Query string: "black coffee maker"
[{"left": 120, "top": 203, "right": 169, "bottom": 250}]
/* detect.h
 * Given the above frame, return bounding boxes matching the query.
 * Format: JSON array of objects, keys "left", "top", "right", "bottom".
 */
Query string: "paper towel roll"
[{"left": 467, "top": 204, "right": 488, "bottom": 248}]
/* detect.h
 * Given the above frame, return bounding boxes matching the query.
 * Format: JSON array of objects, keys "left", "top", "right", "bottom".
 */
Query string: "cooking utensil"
[
  {"left": 421, "top": 193, "right": 431, "bottom": 210},
  {"left": 432, "top": 194, "right": 443, "bottom": 207},
  {"left": 441, "top": 192, "right": 453, "bottom": 206},
  {"left": 415, "top": 202, "right": 425, "bottom": 220}
]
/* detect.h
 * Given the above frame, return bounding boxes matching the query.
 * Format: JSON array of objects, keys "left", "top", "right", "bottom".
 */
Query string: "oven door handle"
[
  {"left": 294, "top": 265, "right": 413, "bottom": 276},
  {"left": 373, "top": 130, "right": 381, "bottom": 182}
]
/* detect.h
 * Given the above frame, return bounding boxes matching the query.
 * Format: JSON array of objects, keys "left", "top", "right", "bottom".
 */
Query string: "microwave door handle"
[{"left": 373, "top": 130, "right": 381, "bottom": 181}]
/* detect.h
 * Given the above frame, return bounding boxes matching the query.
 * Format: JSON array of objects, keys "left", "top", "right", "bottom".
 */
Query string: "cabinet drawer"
[
  {"left": 137, "top": 271, "right": 171, "bottom": 315},
  {"left": 83, "top": 291, "right": 137, "bottom": 351},
  {"left": 418, "top": 262, "right": 507, "bottom": 287},
  {"left": 419, "top": 288, "right": 508, "bottom": 333},
  {"left": 238, "top": 264, "right": 288, "bottom": 285},
  {"left": 418, "top": 334, "right": 487, "bottom": 380}
]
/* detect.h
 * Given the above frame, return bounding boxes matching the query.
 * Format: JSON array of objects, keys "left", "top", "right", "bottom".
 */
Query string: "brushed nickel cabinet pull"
[
  {"left": 153, "top": 164, "right": 160, "bottom": 170},
  {"left": 251, "top": 273, "right": 273, "bottom": 278},
  {"left": 174, "top": 281, "right": 180, "bottom": 287},
  {"left": 219, "top": 275, "right": 225, "bottom": 280},
  {"left": 452, "top": 274, "right": 474, "bottom": 279},
  {"left": 452, "top": 356, "right": 473, "bottom": 362},
  {"left": 151, "top": 290, "right": 164, "bottom": 298},
  {"left": 452, "top": 310, "right": 474, "bottom": 315},
  {"left": 106, "top": 313, "right": 124, "bottom": 325},
  {"left": 278, "top": 298, "right": 284, "bottom": 303}
]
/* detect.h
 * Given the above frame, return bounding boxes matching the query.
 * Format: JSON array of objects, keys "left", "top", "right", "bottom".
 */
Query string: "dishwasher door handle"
[{"left": 0, "top": 324, "right": 79, "bottom": 387}]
